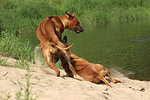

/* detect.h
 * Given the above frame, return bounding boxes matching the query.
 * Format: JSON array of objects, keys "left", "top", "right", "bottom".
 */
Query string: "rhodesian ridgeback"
[
  {"left": 36, "top": 12, "right": 84, "bottom": 77},
  {"left": 59, "top": 35, "right": 121, "bottom": 87}
]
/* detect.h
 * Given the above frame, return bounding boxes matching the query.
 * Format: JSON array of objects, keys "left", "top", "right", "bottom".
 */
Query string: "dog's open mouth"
[
  {"left": 74, "top": 28, "right": 84, "bottom": 34},
  {"left": 74, "top": 28, "right": 80, "bottom": 34}
]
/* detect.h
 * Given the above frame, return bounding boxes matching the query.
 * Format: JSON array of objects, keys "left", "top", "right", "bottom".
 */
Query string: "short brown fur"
[
  {"left": 36, "top": 12, "right": 84, "bottom": 77},
  {"left": 60, "top": 36, "right": 121, "bottom": 87}
]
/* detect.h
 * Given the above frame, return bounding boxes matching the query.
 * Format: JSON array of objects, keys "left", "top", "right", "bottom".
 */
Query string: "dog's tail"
[{"left": 55, "top": 43, "right": 74, "bottom": 50}]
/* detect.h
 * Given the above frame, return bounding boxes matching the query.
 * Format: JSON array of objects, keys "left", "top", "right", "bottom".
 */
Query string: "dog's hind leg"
[
  {"left": 105, "top": 68, "right": 122, "bottom": 84},
  {"left": 42, "top": 47, "right": 60, "bottom": 77},
  {"left": 53, "top": 54, "right": 60, "bottom": 64},
  {"left": 96, "top": 73, "right": 111, "bottom": 87}
]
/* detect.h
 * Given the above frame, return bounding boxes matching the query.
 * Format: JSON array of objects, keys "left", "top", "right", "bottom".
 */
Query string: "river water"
[{"left": 25, "top": 19, "right": 150, "bottom": 81}]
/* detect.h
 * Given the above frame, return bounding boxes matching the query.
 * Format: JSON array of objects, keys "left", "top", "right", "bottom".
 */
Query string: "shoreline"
[{"left": 0, "top": 64, "right": 149, "bottom": 100}]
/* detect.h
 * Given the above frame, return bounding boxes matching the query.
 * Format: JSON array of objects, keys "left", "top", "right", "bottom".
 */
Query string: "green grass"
[
  {"left": 0, "top": 31, "right": 34, "bottom": 62},
  {"left": 0, "top": 92, "right": 11, "bottom": 100},
  {"left": 0, "top": 0, "right": 150, "bottom": 32},
  {"left": 0, "top": 57, "right": 8, "bottom": 66},
  {"left": 0, "top": 0, "right": 150, "bottom": 64}
]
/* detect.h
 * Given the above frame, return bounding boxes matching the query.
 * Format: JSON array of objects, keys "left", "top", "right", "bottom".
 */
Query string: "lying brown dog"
[
  {"left": 59, "top": 35, "right": 121, "bottom": 87},
  {"left": 36, "top": 12, "right": 84, "bottom": 77}
]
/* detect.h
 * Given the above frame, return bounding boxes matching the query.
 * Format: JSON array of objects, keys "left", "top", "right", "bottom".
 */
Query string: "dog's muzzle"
[{"left": 74, "top": 28, "right": 84, "bottom": 34}]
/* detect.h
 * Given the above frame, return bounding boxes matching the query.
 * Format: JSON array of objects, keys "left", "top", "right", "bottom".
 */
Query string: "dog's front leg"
[
  {"left": 61, "top": 50, "right": 77, "bottom": 76},
  {"left": 62, "top": 53, "right": 84, "bottom": 81},
  {"left": 67, "top": 62, "right": 84, "bottom": 81}
]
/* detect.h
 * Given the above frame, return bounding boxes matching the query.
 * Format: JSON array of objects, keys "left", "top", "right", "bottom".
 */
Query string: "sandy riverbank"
[{"left": 0, "top": 56, "right": 150, "bottom": 100}]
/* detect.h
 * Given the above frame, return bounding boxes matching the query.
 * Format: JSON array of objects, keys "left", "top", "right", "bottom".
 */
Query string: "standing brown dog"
[
  {"left": 59, "top": 35, "right": 121, "bottom": 87},
  {"left": 36, "top": 12, "right": 84, "bottom": 77}
]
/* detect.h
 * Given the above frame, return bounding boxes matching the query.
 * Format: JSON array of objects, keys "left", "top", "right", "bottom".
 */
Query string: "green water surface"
[{"left": 22, "top": 19, "right": 150, "bottom": 81}]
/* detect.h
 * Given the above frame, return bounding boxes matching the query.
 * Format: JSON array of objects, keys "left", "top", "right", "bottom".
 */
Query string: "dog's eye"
[{"left": 76, "top": 22, "right": 79, "bottom": 25}]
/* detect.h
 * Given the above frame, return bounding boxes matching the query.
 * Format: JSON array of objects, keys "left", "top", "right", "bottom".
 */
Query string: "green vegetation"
[
  {"left": 0, "top": 92, "right": 11, "bottom": 100},
  {"left": 1, "top": 0, "right": 150, "bottom": 32},
  {"left": 0, "top": 57, "right": 8, "bottom": 66},
  {"left": 0, "top": 31, "right": 34, "bottom": 62},
  {"left": 0, "top": 0, "right": 150, "bottom": 63}
]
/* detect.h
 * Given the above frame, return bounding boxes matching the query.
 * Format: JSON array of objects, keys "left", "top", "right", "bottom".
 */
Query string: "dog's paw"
[
  {"left": 38, "top": 47, "right": 42, "bottom": 51},
  {"left": 116, "top": 80, "right": 122, "bottom": 83},
  {"left": 113, "top": 79, "right": 122, "bottom": 84},
  {"left": 74, "top": 75, "right": 84, "bottom": 81}
]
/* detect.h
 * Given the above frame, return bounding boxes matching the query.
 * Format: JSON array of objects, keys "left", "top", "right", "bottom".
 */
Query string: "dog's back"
[{"left": 36, "top": 17, "right": 64, "bottom": 46}]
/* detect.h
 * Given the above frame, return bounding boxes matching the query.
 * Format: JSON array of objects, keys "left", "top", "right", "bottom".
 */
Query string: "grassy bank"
[
  {"left": 0, "top": 0, "right": 150, "bottom": 63},
  {"left": 0, "top": 0, "right": 150, "bottom": 32},
  {"left": 0, "top": 32, "right": 34, "bottom": 62}
]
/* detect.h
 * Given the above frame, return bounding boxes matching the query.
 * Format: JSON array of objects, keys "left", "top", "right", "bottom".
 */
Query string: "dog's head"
[{"left": 65, "top": 11, "right": 84, "bottom": 34}]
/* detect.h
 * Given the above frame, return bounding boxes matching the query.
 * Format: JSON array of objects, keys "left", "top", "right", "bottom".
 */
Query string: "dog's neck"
[{"left": 58, "top": 16, "right": 70, "bottom": 29}]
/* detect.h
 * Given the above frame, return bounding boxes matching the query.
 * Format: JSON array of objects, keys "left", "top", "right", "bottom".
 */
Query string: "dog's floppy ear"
[
  {"left": 62, "top": 35, "right": 68, "bottom": 47},
  {"left": 65, "top": 11, "right": 75, "bottom": 19},
  {"left": 62, "top": 35, "right": 67, "bottom": 43}
]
